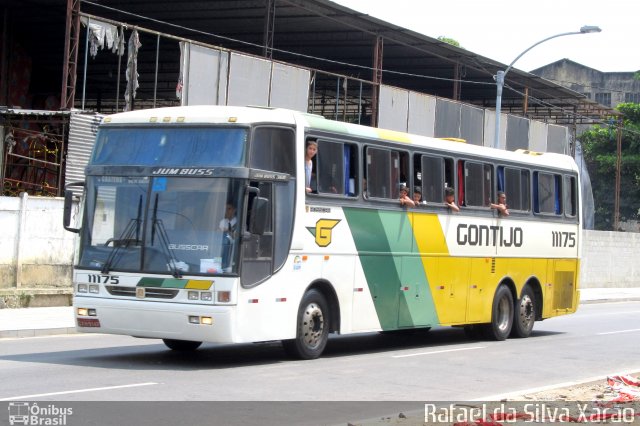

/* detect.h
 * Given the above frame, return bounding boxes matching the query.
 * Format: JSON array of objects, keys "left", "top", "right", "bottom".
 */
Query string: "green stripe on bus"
[
  {"left": 161, "top": 279, "right": 188, "bottom": 288},
  {"left": 137, "top": 278, "right": 166, "bottom": 287},
  {"left": 344, "top": 208, "right": 439, "bottom": 329},
  {"left": 137, "top": 277, "right": 187, "bottom": 288}
]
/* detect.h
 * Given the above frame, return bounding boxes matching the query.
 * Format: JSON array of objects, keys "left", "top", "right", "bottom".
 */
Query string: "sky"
[{"left": 331, "top": 0, "right": 639, "bottom": 73}]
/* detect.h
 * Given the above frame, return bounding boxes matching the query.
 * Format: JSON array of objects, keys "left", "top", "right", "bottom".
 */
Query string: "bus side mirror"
[
  {"left": 249, "top": 197, "right": 269, "bottom": 235},
  {"left": 63, "top": 182, "right": 85, "bottom": 233}
]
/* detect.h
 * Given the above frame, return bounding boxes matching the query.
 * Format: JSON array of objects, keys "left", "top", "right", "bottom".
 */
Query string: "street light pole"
[{"left": 493, "top": 25, "right": 601, "bottom": 149}]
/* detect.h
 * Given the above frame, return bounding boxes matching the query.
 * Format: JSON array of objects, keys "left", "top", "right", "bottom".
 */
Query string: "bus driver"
[{"left": 219, "top": 203, "right": 237, "bottom": 272}]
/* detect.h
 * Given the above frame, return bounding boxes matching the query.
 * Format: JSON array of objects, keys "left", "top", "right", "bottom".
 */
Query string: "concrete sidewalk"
[{"left": 1, "top": 288, "right": 640, "bottom": 339}]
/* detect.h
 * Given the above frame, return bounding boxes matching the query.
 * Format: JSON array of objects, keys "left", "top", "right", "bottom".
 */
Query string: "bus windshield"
[
  {"left": 92, "top": 126, "right": 248, "bottom": 166},
  {"left": 79, "top": 176, "right": 244, "bottom": 275}
]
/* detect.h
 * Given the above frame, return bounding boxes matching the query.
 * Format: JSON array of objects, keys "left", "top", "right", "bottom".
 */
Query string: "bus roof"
[
  {"left": 102, "top": 105, "right": 578, "bottom": 173},
  {"left": 102, "top": 105, "right": 298, "bottom": 126},
  {"left": 299, "top": 113, "right": 578, "bottom": 173}
]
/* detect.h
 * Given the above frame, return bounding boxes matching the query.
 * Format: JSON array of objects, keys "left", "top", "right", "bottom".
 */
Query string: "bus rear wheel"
[
  {"left": 482, "top": 285, "right": 514, "bottom": 341},
  {"left": 511, "top": 285, "right": 536, "bottom": 338},
  {"left": 163, "top": 339, "right": 202, "bottom": 351},
  {"left": 282, "top": 289, "right": 329, "bottom": 360}
]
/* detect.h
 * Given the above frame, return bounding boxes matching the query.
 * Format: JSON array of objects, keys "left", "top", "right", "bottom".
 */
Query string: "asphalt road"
[{"left": 1, "top": 301, "right": 639, "bottom": 425}]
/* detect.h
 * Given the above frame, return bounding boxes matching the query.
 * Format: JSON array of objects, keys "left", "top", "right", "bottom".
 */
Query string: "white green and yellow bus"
[{"left": 64, "top": 105, "right": 581, "bottom": 359}]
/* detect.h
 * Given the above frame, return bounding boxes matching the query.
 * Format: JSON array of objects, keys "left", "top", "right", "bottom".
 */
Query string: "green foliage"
[
  {"left": 437, "top": 36, "right": 462, "bottom": 48},
  {"left": 581, "top": 103, "right": 640, "bottom": 230}
]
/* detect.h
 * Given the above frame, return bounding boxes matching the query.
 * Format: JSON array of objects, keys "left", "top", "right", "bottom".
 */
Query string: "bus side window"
[
  {"left": 444, "top": 158, "right": 455, "bottom": 196},
  {"left": 366, "top": 147, "right": 388, "bottom": 198},
  {"left": 251, "top": 127, "right": 296, "bottom": 175},
  {"left": 462, "top": 160, "right": 493, "bottom": 207},
  {"left": 413, "top": 153, "right": 422, "bottom": 196},
  {"left": 564, "top": 175, "right": 577, "bottom": 217},
  {"left": 500, "top": 166, "right": 531, "bottom": 212},
  {"left": 457, "top": 160, "right": 465, "bottom": 206},
  {"left": 316, "top": 139, "right": 358, "bottom": 196},
  {"left": 534, "top": 172, "right": 562, "bottom": 214},
  {"left": 419, "top": 155, "right": 456, "bottom": 206},
  {"left": 365, "top": 146, "right": 408, "bottom": 200}
]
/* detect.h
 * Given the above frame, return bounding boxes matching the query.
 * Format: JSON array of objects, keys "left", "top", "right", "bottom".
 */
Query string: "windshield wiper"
[
  {"left": 101, "top": 195, "right": 142, "bottom": 274},
  {"left": 151, "top": 193, "right": 182, "bottom": 278}
]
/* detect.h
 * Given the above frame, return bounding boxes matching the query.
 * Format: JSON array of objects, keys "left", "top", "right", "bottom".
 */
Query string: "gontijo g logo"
[
  {"left": 306, "top": 219, "right": 340, "bottom": 247},
  {"left": 8, "top": 402, "right": 72, "bottom": 425}
]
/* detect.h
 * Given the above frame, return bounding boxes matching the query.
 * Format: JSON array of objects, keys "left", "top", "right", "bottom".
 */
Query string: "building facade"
[{"left": 532, "top": 59, "right": 640, "bottom": 109}]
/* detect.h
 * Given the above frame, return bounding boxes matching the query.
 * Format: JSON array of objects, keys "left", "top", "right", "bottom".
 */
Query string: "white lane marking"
[
  {"left": 597, "top": 328, "right": 640, "bottom": 335},
  {"left": 0, "top": 382, "right": 158, "bottom": 401},
  {"left": 392, "top": 346, "right": 485, "bottom": 358}
]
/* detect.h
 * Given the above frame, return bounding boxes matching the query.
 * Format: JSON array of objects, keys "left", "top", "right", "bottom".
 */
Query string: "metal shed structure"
[{"left": 0, "top": 0, "right": 616, "bottom": 196}]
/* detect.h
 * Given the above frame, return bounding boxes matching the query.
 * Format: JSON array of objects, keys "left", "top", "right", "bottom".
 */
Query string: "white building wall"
[
  {"left": 0, "top": 195, "right": 76, "bottom": 290},
  {"left": 580, "top": 230, "right": 640, "bottom": 288}
]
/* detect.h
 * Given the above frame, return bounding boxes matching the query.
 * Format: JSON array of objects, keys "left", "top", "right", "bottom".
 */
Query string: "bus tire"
[
  {"left": 511, "top": 285, "right": 535, "bottom": 338},
  {"left": 482, "top": 285, "right": 514, "bottom": 341},
  {"left": 282, "top": 289, "right": 329, "bottom": 360},
  {"left": 163, "top": 339, "right": 202, "bottom": 351}
]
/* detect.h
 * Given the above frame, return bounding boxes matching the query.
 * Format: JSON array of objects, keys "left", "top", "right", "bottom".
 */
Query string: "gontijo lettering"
[{"left": 456, "top": 224, "right": 523, "bottom": 247}]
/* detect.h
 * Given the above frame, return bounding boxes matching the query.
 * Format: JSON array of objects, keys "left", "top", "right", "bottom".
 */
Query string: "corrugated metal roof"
[
  {"left": 1, "top": 109, "right": 71, "bottom": 117},
  {"left": 65, "top": 112, "right": 105, "bottom": 188}
]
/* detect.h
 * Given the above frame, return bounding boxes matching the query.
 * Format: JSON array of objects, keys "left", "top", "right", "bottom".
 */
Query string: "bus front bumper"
[{"left": 74, "top": 296, "right": 236, "bottom": 343}]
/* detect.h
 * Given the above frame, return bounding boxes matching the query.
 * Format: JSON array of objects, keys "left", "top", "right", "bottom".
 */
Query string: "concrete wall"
[
  {"left": 0, "top": 198, "right": 637, "bottom": 295},
  {"left": 580, "top": 230, "right": 640, "bottom": 289},
  {"left": 0, "top": 194, "right": 76, "bottom": 293}
]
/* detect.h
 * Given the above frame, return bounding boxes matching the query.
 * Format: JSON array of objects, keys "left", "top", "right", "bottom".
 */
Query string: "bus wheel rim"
[
  {"left": 518, "top": 294, "right": 534, "bottom": 328},
  {"left": 301, "top": 302, "right": 324, "bottom": 349},
  {"left": 497, "top": 295, "right": 511, "bottom": 332}
]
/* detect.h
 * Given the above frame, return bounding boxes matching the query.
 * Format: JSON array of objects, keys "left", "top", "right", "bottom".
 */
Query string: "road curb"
[
  {"left": 0, "top": 327, "right": 78, "bottom": 339},
  {"left": 580, "top": 297, "right": 640, "bottom": 304}
]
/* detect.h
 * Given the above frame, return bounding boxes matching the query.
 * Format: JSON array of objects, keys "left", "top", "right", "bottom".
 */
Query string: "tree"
[
  {"left": 437, "top": 36, "right": 463, "bottom": 49},
  {"left": 580, "top": 103, "right": 640, "bottom": 230}
]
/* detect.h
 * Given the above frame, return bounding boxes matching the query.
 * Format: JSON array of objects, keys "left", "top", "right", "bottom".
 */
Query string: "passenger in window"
[
  {"left": 490, "top": 191, "right": 510, "bottom": 217},
  {"left": 304, "top": 140, "right": 318, "bottom": 193},
  {"left": 399, "top": 185, "right": 415, "bottom": 208},
  {"left": 412, "top": 188, "right": 427, "bottom": 207},
  {"left": 444, "top": 187, "right": 460, "bottom": 212}
]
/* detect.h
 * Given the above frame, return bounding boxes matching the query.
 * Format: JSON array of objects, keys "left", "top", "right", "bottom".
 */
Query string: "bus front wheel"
[
  {"left": 163, "top": 339, "right": 202, "bottom": 351},
  {"left": 282, "top": 289, "right": 329, "bottom": 360},
  {"left": 483, "top": 285, "right": 514, "bottom": 341},
  {"left": 511, "top": 285, "right": 535, "bottom": 338}
]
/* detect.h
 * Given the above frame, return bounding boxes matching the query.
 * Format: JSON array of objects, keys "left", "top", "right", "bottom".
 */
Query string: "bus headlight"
[
  {"left": 200, "top": 292, "right": 212, "bottom": 301},
  {"left": 77, "top": 284, "right": 88, "bottom": 293},
  {"left": 188, "top": 291, "right": 199, "bottom": 300},
  {"left": 89, "top": 285, "right": 99, "bottom": 294}
]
